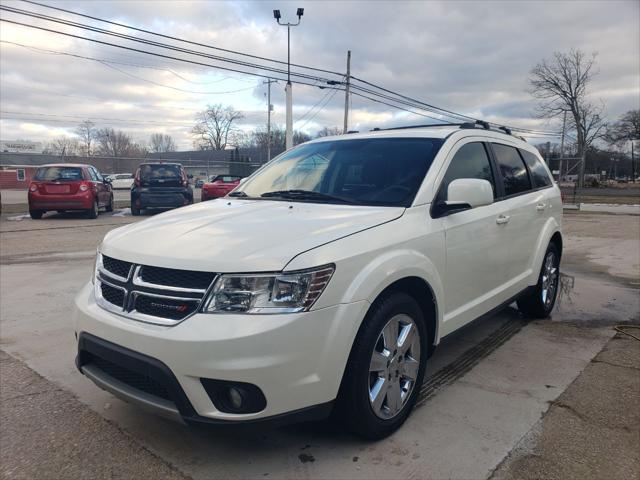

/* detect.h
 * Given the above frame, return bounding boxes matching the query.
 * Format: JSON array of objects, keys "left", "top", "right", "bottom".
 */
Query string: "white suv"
[{"left": 73, "top": 123, "right": 562, "bottom": 439}]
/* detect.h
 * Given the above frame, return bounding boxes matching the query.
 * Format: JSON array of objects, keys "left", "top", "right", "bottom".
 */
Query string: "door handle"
[
  {"left": 496, "top": 214, "right": 510, "bottom": 225},
  {"left": 536, "top": 203, "right": 546, "bottom": 211}
]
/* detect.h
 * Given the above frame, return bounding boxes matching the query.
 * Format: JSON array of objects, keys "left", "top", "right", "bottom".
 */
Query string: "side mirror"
[{"left": 433, "top": 178, "right": 493, "bottom": 217}]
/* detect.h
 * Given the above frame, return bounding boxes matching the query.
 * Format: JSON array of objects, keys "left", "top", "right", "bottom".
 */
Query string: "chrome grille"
[
  {"left": 95, "top": 254, "right": 216, "bottom": 326},
  {"left": 101, "top": 255, "right": 133, "bottom": 280},
  {"left": 139, "top": 265, "right": 215, "bottom": 290}
]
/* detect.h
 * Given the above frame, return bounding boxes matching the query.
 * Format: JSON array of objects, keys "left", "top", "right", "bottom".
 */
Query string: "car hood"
[{"left": 101, "top": 199, "right": 404, "bottom": 272}]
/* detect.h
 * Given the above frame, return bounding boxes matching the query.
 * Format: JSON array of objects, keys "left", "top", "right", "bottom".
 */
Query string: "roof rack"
[
  {"left": 371, "top": 123, "right": 463, "bottom": 132},
  {"left": 369, "top": 120, "right": 526, "bottom": 141}
]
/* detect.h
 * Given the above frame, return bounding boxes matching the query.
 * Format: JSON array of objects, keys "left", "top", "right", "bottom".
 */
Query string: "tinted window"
[
  {"left": 34, "top": 167, "right": 83, "bottom": 181},
  {"left": 239, "top": 138, "right": 444, "bottom": 207},
  {"left": 436, "top": 142, "right": 495, "bottom": 203},
  {"left": 492, "top": 143, "right": 531, "bottom": 196},
  {"left": 520, "top": 150, "right": 552, "bottom": 188},
  {"left": 88, "top": 167, "right": 98, "bottom": 181},
  {"left": 140, "top": 164, "right": 182, "bottom": 180}
]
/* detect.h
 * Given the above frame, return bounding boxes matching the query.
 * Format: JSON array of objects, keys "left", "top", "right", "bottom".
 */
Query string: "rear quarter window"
[
  {"left": 520, "top": 150, "right": 553, "bottom": 188},
  {"left": 491, "top": 143, "right": 531, "bottom": 197}
]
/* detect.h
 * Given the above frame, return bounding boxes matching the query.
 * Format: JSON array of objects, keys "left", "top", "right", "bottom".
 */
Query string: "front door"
[{"left": 434, "top": 140, "right": 512, "bottom": 336}]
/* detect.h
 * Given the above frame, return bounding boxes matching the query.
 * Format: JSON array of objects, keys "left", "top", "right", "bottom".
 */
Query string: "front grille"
[
  {"left": 87, "top": 353, "right": 172, "bottom": 401},
  {"left": 102, "top": 255, "right": 133, "bottom": 279},
  {"left": 100, "top": 283, "right": 125, "bottom": 308},
  {"left": 139, "top": 265, "right": 215, "bottom": 290},
  {"left": 134, "top": 295, "right": 199, "bottom": 320},
  {"left": 96, "top": 254, "right": 216, "bottom": 325}
]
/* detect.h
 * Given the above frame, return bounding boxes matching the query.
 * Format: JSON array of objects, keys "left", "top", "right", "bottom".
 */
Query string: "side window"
[
  {"left": 87, "top": 167, "right": 97, "bottom": 181},
  {"left": 520, "top": 150, "right": 552, "bottom": 188},
  {"left": 436, "top": 142, "right": 495, "bottom": 203},
  {"left": 492, "top": 143, "right": 531, "bottom": 196}
]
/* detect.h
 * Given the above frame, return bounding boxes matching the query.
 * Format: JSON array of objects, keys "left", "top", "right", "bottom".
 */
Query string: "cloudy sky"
[{"left": 0, "top": 0, "right": 638, "bottom": 150}]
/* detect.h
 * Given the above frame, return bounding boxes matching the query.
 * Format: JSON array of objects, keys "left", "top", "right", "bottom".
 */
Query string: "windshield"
[
  {"left": 34, "top": 166, "right": 84, "bottom": 182},
  {"left": 237, "top": 138, "right": 443, "bottom": 207}
]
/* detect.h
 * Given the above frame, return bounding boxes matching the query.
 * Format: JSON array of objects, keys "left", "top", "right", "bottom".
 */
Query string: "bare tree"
[
  {"left": 529, "top": 49, "right": 607, "bottom": 187},
  {"left": 606, "top": 110, "right": 640, "bottom": 146},
  {"left": 96, "top": 128, "right": 146, "bottom": 157},
  {"left": 75, "top": 120, "right": 97, "bottom": 156},
  {"left": 192, "top": 104, "right": 244, "bottom": 150},
  {"left": 149, "top": 133, "right": 177, "bottom": 153},
  {"left": 316, "top": 126, "right": 342, "bottom": 138},
  {"left": 44, "top": 136, "right": 79, "bottom": 156}
]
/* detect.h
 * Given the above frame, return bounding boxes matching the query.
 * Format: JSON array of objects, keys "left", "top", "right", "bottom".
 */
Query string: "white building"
[{"left": 0, "top": 140, "right": 44, "bottom": 154}]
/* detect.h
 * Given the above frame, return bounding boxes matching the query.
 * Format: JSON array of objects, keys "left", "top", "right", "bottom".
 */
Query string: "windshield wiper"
[
  {"left": 228, "top": 190, "right": 248, "bottom": 197},
  {"left": 260, "top": 190, "right": 357, "bottom": 204}
]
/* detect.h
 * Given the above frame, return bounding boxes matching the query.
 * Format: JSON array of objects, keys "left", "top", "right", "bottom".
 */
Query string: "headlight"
[{"left": 202, "top": 265, "right": 334, "bottom": 314}]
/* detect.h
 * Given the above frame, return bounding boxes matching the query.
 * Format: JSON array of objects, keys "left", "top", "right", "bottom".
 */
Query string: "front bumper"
[{"left": 73, "top": 282, "right": 369, "bottom": 424}]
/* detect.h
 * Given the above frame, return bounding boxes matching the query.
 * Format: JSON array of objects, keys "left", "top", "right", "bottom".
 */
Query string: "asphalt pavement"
[{"left": 0, "top": 210, "right": 638, "bottom": 479}]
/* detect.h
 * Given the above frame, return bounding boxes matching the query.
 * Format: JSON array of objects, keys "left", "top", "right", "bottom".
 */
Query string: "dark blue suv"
[{"left": 131, "top": 163, "right": 193, "bottom": 215}]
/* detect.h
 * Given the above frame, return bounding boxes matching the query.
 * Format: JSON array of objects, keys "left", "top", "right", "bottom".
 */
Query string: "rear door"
[
  {"left": 488, "top": 142, "right": 540, "bottom": 289},
  {"left": 435, "top": 139, "right": 513, "bottom": 335}
]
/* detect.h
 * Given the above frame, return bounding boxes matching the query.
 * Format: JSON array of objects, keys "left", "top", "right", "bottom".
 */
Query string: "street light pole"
[{"left": 274, "top": 8, "right": 304, "bottom": 151}]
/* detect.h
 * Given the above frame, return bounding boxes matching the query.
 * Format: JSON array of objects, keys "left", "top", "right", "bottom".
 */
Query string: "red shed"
[{"left": 0, "top": 165, "right": 38, "bottom": 189}]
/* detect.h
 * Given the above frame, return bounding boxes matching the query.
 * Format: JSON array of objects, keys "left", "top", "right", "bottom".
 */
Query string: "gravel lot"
[{"left": 0, "top": 209, "right": 638, "bottom": 479}]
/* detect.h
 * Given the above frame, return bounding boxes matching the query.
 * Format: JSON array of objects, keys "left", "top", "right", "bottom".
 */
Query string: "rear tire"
[
  {"left": 517, "top": 243, "right": 560, "bottom": 319},
  {"left": 29, "top": 210, "right": 44, "bottom": 219},
  {"left": 87, "top": 199, "right": 99, "bottom": 219},
  {"left": 337, "top": 292, "right": 428, "bottom": 440}
]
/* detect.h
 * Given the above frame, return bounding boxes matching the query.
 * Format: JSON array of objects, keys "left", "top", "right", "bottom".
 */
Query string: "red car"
[
  {"left": 201, "top": 175, "right": 243, "bottom": 201},
  {"left": 28, "top": 164, "right": 114, "bottom": 219}
]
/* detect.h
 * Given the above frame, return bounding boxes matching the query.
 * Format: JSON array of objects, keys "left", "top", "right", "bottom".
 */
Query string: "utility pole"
[
  {"left": 263, "top": 79, "right": 276, "bottom": 161},
  {"left": 274, "top": 8, "right": 304, "bottom": 150},
  {"left": 558, "top": 110, "right": 567, "bottom": 182},
  {"left": 343, "top": 50, "right": 351, "bottom": 134}
]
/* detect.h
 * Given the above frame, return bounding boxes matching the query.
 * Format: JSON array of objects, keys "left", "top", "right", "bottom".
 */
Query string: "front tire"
[
  {"left": 517, "top": 243, "right": 560, "bottom": 318},
  {"left": 106, "top": 195, "right": 114, "bottom": 212},
  {"left": 337, "top": 292, "right": 427, "bottom": 440},
  {"left": 29, "top": 209, "right": 44, "bottom": 219}
]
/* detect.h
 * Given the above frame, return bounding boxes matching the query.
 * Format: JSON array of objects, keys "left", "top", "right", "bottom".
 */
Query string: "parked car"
[
  {"left": 28, "top": 164, "right": 113, "bottom": 219},
  {"left": 130, "top": 162, "right": 193, "bottom": 216},
  {"left": 201, "top": 175, "right": 243, "bottom": 201},
  {"left": 108, "top": 173, "right": 135, "bottom": 190},
  {"left": 194, "top": 178, "right": 205, "bottom": 188},
  {"left": 74, "top": 123, "right": 562, "bottom": 439}
]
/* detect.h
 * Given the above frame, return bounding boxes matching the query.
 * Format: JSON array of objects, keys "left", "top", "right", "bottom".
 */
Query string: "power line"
[
  {"left": 20, "top": 0, "right": 344, "bottom": 77},
  {"left": 0, "top": 17, "right": 332, "bottom": 90},
  {"left": 0, "top": 5, "right": 336, "bottom": 85},
  {"left": 2, "top": 5, "right": 561, "bottom": 136},
  {"left": 297, "top": 87, "right": 342, "bottom": 129},
  {"left": 0, "top": 40, "right": 255, "bottom": 86}
]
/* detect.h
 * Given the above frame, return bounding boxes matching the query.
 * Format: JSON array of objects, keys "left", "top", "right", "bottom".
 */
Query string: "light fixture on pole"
[{"left": 274, "top": 8, "right": 304, "bottom": 150}]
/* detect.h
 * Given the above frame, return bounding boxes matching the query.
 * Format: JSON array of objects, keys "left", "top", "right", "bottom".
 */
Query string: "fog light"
[
  {"left": 228, "top": 387, "right": 243, "bottom": 410},
  {"left": 200, "top": 378, "right": 266, "bottom": 413}
]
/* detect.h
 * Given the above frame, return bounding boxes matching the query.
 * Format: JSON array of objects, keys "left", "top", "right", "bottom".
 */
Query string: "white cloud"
[{"left": 0, "top": 0, "right": 638, "bottom": 147}]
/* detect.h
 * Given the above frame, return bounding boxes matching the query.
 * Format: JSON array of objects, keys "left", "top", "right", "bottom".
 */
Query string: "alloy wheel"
[
  {"left": 541, "top": 251, "right": 558, "bottom": 308},
  {"left": 368, "top": 314, "right": 421, "bottom": 419}
]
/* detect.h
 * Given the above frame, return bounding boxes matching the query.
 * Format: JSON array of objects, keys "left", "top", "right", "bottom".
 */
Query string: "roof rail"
[
  {"left": 371, "top": 123, "right": 463, "bottom": 132},
  {"left": 370, "top": 120, "right": 526, "bottom": 141}
]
